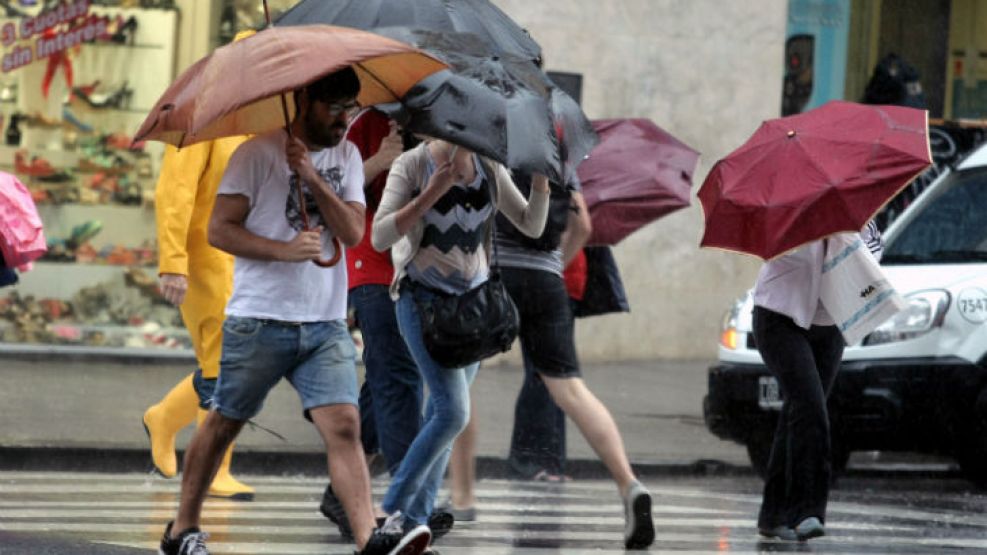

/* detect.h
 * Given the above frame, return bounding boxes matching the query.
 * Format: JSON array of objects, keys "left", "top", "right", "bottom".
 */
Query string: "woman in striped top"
[{"left": 371, "top": 139, "right": 549, "bottom": 538}]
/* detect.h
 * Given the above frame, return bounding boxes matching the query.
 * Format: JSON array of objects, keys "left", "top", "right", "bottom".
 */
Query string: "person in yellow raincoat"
[{"left": 142, "top": 30, "right": 255, "bottom": 500}]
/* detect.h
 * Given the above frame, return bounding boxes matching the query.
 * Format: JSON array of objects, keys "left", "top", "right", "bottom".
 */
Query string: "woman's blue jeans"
[{"left": 382, "top": 286, "right": 478, "bottom": 525}]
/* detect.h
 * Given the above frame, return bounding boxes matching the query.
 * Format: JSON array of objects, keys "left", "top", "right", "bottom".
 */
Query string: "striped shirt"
[{"left": 406, "top": 155, "right": 494, "bottom": 295}]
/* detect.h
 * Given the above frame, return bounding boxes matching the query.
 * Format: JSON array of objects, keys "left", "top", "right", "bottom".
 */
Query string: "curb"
[
  {"left": 0, "top": 446, "right": 963, "bottom": 481},
  {"left": 0, "top": 446, "right": 750, "bottom": 479}
]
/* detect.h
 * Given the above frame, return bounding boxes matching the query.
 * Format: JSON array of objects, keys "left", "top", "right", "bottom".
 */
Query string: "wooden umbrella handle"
[
  {"left": 264, "top": 0, "right": 341, "bottom": 268},
  {"left": 313, "top": 236, "right": 342, "bottom": 268}
]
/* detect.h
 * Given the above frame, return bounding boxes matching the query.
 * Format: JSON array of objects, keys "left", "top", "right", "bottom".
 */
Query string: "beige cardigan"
[{"left": 372, "top": 143, "right": 549, "bottom": 299}]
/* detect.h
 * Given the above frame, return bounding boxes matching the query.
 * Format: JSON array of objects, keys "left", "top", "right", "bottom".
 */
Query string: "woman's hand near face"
[{"left": 428, "top": 160, "right": 457, "bottom": 195}]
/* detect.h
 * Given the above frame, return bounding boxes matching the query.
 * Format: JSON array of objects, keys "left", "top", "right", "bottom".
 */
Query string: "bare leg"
[
  {"left": 310, "top": 404, "right": 376, "bottom": 550},
  {"left": 448, "top": 403, "right": 477, "bottom": 509},
  {"left": 542, "top": 375, "right": 636, "bottom": 495},
  {"left": 172, "top": 410, "right": 244, "bottom": 534}
]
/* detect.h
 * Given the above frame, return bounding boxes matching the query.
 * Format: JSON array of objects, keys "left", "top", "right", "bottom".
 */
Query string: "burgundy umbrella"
[
  {"left": 578, "top": 118, "right": 699, "bottom": 246},
  {"left": 698, "top": 100, "right": 931, "bottom": 260}
]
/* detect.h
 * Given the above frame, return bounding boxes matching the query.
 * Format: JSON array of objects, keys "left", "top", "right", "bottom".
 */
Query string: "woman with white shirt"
[
  {"left": 753, "top": 222, "right": 882, "bottom": 542},
  {"left": 371, "top": 139, "right": 549, "bottom": 542}
]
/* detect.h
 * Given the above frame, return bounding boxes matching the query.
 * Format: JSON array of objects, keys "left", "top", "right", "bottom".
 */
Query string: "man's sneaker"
[
  {"left": 357, "top": 512, "right": 431, "bottom": 555},
  {"left": 427, "top": 510, "right": 454, "bottom": 540},
  {"left": 320, "top": 483, "right": 354, "bottom": 540},
  {"left": 373, "top": 510, "right": 454, "bottom": 541},
  {"left": 623, "top": 481, "right": 655, "bottom": 549},
  {"left": 158, "top": 520, "right": 210, "bottom": 555}
]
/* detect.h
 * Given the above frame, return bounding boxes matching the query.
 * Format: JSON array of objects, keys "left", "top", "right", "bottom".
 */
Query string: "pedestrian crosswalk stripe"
[{"left": 0, "top": 472, "right": 982, "bottom": 554}]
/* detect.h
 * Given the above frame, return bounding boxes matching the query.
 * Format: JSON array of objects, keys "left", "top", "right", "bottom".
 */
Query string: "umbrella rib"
[{"left": 355, "top": 61, "right": 402, "bottom": 103}]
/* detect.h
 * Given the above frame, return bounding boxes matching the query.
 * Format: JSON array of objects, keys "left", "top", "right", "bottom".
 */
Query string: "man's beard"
[{"left": 304, "top": 110, "right": 346, "bottom": 148}]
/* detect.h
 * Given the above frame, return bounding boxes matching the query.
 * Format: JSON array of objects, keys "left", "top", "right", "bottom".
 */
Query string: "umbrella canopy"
[
  {"left": 133, "top": 25, "right": 448, "bottom": 146},
  {"left": 698, "top": 100, "right": 931, "bottom": 260},
  {"left": 275, "top": 0, "right": 541, "bottom": 61},
  {"left": 578, "top": 118, "right": 699, "bottom": 246},
  {"left": 374, "top": 29, "right": 597, "bottom": 182}
]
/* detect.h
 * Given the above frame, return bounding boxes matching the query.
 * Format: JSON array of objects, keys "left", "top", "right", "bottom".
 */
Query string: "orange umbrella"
[
  {"left": 135, "top": 24, "right": 446, "bottom": 267},
  {"left": 134, "top": 24, "right": 448, "bottom": 147}
]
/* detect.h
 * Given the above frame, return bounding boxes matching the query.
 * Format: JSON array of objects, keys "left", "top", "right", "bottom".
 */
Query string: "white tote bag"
[{"left": 819, "top": 233, "right": 907, "bottom": 345}]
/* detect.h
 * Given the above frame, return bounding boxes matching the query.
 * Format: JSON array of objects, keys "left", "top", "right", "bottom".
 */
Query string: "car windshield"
[{"left": 883, "top": 168, "right": 987, "bottom": 265}]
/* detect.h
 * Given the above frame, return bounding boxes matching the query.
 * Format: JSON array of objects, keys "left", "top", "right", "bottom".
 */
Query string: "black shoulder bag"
[{"left": 414, "top": 158, "right": 519, "bottom": 368}]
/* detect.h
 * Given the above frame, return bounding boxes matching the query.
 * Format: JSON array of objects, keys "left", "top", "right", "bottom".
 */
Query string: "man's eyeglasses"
[{"left": 326, "top": 100, "right": 361, "bottom": 118}]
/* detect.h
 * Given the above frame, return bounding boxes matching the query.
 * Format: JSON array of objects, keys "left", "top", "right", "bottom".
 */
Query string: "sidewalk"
[{"left": 0, "top": 354, "right": 751, "bottom": 476}]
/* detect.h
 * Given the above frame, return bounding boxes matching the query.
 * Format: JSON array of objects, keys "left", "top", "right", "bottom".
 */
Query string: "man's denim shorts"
[{"left": 212, "top": 316, "right": 358, "bottom": 421}]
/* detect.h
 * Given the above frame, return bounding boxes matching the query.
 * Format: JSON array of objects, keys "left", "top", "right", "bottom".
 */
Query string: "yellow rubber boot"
[
  {"left": 198, "top": 409, "right": 255, "bottom": 501},
  {"left": 142, "top": 373, "right": 198, "bottom": 478}
]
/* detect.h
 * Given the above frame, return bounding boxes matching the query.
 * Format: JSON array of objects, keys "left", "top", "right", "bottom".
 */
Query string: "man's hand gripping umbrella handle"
[{"left": 265, "top": 0, "right": 341, "bottom": 268}]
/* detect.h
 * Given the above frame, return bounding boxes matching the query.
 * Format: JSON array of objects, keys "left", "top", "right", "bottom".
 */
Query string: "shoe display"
[
  {"left": 110, "top": 15, "right": 138, "bottom": 45},
  {"left": 74, "top": 81, "right": 133, "bottom": 109},
  {"left": 14, "top": 150, "right": 73, "bottom": 182},
  {"left": 794, "top": 516, "right": 825, "bottom": 541},
  {"left": 622, "top": 480, "right": 655, "bottom": 549},
  {"left": 67, "top": 220, "right": 103, "bottom": 248},
  {"left": 5, "top": 113, "right": 21, "bottom": 146},
  {"left": 158, "top": 520, "right": 210, "bottom": 555}
]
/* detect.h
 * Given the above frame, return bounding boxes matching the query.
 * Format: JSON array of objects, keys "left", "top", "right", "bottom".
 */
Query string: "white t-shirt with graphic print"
[{"left": 218, "top": 130, "right": 365, "bottom": 322}]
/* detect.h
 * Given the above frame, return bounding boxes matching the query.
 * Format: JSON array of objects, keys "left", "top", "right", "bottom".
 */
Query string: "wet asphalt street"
[{"left": 0, "top": 470, "right": 985, "bottom": 554}]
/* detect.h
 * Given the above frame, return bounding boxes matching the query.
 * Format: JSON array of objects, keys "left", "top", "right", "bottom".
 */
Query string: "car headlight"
[
  {"left": 862, "top": 289, "right": 951, "bottom": 346},
  {"left": 719, "top": 296, "right": 744, "bottom": 350}
]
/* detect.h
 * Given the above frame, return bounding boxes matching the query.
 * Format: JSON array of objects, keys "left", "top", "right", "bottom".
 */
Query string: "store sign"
[{"left": 1, "top": 0, "right": 108, "bottom": 73}]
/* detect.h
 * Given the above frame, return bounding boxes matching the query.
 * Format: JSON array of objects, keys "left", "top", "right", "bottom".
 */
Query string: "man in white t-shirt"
[{"left": 158, "top": 68, "right": 431, "bottom": 555}]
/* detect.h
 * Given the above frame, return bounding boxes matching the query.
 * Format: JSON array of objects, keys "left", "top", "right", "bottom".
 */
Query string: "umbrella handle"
[
  {"left": 294, "top": 170, "right": 343, "bottom": 268},
  {"left": 313, "top": 236, "right": 343, "bottom": 268},
  {"left": 261, "top": 0, "right": 339, "bottom": 268}
]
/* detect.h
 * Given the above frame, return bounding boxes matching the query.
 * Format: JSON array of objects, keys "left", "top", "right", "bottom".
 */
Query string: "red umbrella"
[
  {"left": 578, "top": 118, "right": 699, "bottom": 246},
  {"left": 698, "top": 100, "right": 931, "bottom": 259}
]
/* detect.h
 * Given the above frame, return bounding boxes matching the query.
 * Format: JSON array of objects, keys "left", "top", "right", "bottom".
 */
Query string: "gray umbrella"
[
  {"left": 275, "top": 0, "right": 542, "bottom": 61},
  {"left": 380, "top": 29, "right": 596, "bottom": 181},
  {"left": 274, "top": 3, "right": 594, "bottom": 180}
]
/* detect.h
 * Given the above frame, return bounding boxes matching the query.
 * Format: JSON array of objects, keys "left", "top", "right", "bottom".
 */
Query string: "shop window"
[{"left": 0, "top": 1, "right": 186, "bottom": 353}]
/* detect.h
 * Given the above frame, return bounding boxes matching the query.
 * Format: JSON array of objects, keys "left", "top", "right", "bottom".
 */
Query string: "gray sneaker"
[
  {"left": 794, "top": 516, "right": 825, "bottom": 541},
  {"left": 758, "top": 525, "right": 797, "bottom": 541},
  {"left": 623, "top": 481, "right": 655, "bottom": 549},
  {"left": 436, "top": 497, "right": 476, "bottom": 522}
]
